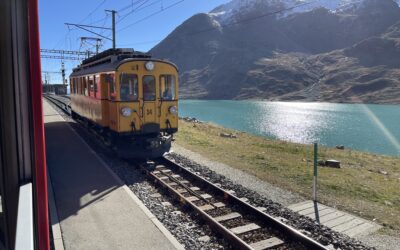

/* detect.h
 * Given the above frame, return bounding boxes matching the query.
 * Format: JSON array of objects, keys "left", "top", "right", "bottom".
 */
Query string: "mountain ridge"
[{"left": 150, "top": 0, "right": 400, "bottom": 104}]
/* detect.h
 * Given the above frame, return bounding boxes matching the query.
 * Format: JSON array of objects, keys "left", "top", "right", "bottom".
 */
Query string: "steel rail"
[
  {"left": 141, "top": 163, "right": 255, "bottom": 250},
  {"left": 157, "top": 157, "right": 328, "bottom": 250},
  {"left": 43, "top": 95, "right": 71, "bottom": 115}
]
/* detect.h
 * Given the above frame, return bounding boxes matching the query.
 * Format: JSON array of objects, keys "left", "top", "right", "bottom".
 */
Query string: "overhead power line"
[
  {"left": 79, "top": 0, "right": 107, "bottom": 24},
  {"left": 118, "top": 0, "right": 185, "bottom": 32},
  {"left": 117, "top": 0, "right": 153, "bottom": 24},
  {"left": 41, "top": 55, "right": 81, "bottom": 60},
  {"left": 118, "top": 0, "right": 319, "bottom": 47},
  {"left": 40, "top": 49, "right": 94, "bottom": 56},
  {"left": 184, "top": 0, "right": 319, "bottom": 36}
]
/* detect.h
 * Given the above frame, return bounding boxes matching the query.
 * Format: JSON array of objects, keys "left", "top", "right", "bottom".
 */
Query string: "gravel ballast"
[{"left": 166, "top": 151, "right": 373, "bottom": 250}]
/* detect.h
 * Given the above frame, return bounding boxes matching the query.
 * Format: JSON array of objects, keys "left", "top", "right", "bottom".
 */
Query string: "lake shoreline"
[
  {"left": 179, "top": 100, "right": 400, "bottom": 157},
  {"left": 180, "top": 98, "right": 400, "bottom": 105}
]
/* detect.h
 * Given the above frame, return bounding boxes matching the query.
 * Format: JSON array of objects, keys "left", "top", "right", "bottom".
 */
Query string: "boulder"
[
  {"left": 219, "top": 133, "right": 237, "bottom": 138},
  {"left": 325, "top": 159, "right": 341, "bottom": 168}
]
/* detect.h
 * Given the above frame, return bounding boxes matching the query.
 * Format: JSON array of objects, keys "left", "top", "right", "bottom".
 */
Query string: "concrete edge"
[
  {"left": 67, "top": 125, "right": 184, "bottom": 250},
  {"left": 47, "top": 172, "right": 65, "bottom": 250},
  {"left": 44, "top": 100, "right": 184, "bottom": 250}
]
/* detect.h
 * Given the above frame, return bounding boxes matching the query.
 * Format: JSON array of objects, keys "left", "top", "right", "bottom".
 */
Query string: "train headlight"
[
  {"left": 169, "top": 106, "right": 178, "bottom": 115},
  {"left": 145, "top": 61, "right": 155, "bottom": 71},
  {"left": 121, "top": 107, "right": 132, "bottom": 117}
]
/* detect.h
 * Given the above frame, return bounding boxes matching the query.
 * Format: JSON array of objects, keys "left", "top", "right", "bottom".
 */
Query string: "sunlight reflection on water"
[
  {"left": 179, "top": 100, "right": 400, "bottom": 156},
  {"left": 254, "top": 102, "right": 333, "bottom": 144}
]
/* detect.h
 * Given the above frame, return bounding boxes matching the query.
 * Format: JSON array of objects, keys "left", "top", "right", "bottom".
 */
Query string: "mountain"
[{"left": 150, "top": 0, "right": 400, "bottom": 103}]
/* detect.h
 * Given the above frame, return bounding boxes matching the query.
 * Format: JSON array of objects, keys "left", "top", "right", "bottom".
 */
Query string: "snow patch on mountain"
[{"left": 209, "top": 0, "right": 400, "bottom": 23}]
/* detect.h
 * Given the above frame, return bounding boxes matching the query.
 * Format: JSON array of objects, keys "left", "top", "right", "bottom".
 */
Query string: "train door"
[{"left": 142, "top": 75, "right": 158, "bottom": 126}]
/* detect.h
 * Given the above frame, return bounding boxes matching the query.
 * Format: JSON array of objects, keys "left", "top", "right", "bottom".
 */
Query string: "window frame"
[
  {"left": 119, "top": 73, "right": 139, "bottom": 102},
  {"left": 106, "top": 73, "right": 116, "bottom": 100},
  {"left": 142, "top": 75, "right": 156, "bottom": 101},
  {"left": 159, "top": 74, "right": 177, "bottom": 101}
]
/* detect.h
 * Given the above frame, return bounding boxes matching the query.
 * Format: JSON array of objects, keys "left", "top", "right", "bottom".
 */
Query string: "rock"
[
  {"left": 172, "top": 210, "right": 182, "bottom": 216},
  {"left": 161, "top": 201, "right": 172, "bottom": 207},
  {"left": 379, "top": 170, "right": 388, "bottom": 175},
  {"left": 181, "top": 116, "right": 201, "bottom": 123},
  {"left": 384, "top": 200, "right": 393, "bottom": 206},
  {"left": 325, "top": 160, "right": 341, "bottom": 168},
  {"left": 150, "top": 193, "right": 162, "bottom": 198},
  {"left": 336, "top": 145, "right": 345, "bottom": 150},
  {"left": 219, "top": 132, "right": 237, "bottom": 138},
  {"left": 198, "top": 236, "right": 210, "bottom": 243}
]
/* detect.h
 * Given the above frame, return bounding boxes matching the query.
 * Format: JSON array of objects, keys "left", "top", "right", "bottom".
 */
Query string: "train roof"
[{"left": 70, "top": 48, "right": 178, "bottom": 77}]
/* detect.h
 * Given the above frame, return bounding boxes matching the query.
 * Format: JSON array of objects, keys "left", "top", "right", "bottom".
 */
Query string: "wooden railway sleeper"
[{"left": 159, "top": 169, "right": 218, "bottom": 209}]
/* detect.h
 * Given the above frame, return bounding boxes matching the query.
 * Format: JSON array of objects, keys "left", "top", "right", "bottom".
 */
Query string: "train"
[{"left": 69, "top": 48, "right": 179, "bottom": 158}]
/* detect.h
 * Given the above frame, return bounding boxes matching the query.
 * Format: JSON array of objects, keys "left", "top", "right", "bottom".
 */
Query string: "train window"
[
  {"left": 77, "top": 78, "right": 80, "bottom": 95},
  {"left": 78, "top": 78, "right": 82, "bottom": 95},
  {"left": 93, "top": 75, "right": 98, "bottom": 98},
  {"left": 143, "top": 75, "right": 156, "bottom": 101},
  {"left": 88, "top": 76, "right": 94, "bottom": 97},
  {"left": 120, "top": 73, "right": 138, "bottom": 101},
  {"left": 73, "top": 78, "right": 77, "bottom": 94},
  {"left": 106, "top": 74, "right": 116, "bottom": 100},
  {"left": 95, "top": 75, "right": 100, "bottom": 98},
  {"left": 84, "top": 77, "right": 88, "bottom": 96},
  {"left": 160, "top": 75, "right": 176, "bottom": 101}
]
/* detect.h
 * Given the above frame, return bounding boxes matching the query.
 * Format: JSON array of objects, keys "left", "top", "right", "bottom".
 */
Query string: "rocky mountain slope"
[{"left": 150, "top": 0, "right": 400, "bottom": 103}]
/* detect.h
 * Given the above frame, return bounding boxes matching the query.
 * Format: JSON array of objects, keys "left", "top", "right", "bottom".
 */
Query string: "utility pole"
[
  {"left": 80, "top": 37, "right": 102, "bottom": 54},
  {"left": 105, "top": 10, "right": 117, "bottom": 49},
  {"left": 66, "top": 9, "right": 117, "bottom": 50}
]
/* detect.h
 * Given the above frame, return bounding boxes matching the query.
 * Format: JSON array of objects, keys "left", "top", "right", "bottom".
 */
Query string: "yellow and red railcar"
[{"left": 69, "top": 48, "right": 178, "bottom": 158}]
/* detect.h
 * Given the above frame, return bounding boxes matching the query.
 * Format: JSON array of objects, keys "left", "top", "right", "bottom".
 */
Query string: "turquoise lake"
[{"left": 179, "top": 100, "right": 400, "bottom": 157}]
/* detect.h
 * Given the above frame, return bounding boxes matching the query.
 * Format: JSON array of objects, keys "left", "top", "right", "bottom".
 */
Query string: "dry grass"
[{"left": 175, "top": 120, "right": 400, "bottom": 233}]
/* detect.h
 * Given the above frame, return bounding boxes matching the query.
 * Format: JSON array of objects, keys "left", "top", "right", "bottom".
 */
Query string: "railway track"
[
  {"left": 43, "top": 94, "right": 71, "bottom": 115},
  {"left": 140, "top": 157, "right": 327, "bottom": 250},
  {"left": 44, "top": 94, "right": 328, "bottom": 249}
]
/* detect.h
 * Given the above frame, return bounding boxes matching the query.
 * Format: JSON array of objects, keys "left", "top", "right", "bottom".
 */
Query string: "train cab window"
[
  {"left": 143, "top": 75, "right": 156, "bottom": 101},
  {"left": 120, "top": 73, "right": 138, "bottom": 101},
  {"left": 160, "top": 75, "right": 176, "bottom": 101}
]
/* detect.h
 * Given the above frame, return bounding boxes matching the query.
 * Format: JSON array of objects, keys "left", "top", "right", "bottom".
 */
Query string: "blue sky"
[{"left": 39, "top": 0, "right": 230, "bottom": 83}]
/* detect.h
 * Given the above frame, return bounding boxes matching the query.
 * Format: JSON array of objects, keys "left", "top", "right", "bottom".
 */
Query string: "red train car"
[{"left": 0, "top": 0, "right": 50, "bottom": 249}]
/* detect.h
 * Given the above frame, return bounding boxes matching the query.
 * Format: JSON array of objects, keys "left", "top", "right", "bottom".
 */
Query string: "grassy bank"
[{"left": 175, "top": 120, "right": 400, "bottom": 234}]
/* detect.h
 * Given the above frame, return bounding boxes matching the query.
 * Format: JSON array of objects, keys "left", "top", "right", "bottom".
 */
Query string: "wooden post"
[{"left": 313, "top": 143, "right": 318, "bottom": 202}]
